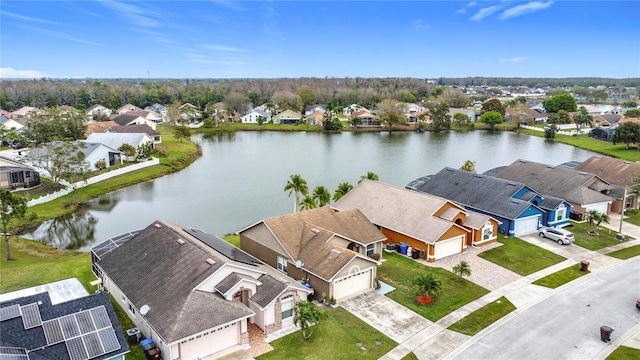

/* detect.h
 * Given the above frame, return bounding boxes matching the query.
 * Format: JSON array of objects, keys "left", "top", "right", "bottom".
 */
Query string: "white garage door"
[
  {"left": 179, "top": 323, "right": 239, "bottom": 360},
  {"left": 333, "top": 268, "right": 372, "bottom": 300},
  {"left": 434, "top": 235, "right": 464, "bottom": 260},
  {"left": 585, "top": 203, "right": 609, "bottom": 215},
  {"left": 514, "top": 215, "right": 540, "bottom": 236}
]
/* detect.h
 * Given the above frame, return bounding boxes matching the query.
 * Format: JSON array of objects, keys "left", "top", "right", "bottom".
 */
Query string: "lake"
[{"left": 23, "top": 130, "right": 598, "bottom": 251}]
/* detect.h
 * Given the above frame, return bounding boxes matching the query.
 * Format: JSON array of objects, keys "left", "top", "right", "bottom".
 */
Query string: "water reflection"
[{"left": 26, "top": 206, "right": 97, "bottom": 251}]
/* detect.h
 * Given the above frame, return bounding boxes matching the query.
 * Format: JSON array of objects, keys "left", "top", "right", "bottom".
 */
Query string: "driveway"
[{"left": 340, "top": 291, "right": 432, "bottom": 343}]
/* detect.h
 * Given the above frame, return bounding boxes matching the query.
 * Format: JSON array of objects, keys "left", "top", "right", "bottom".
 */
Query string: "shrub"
[
  {"left": 153, "top": 145, "right": 168, "bottom": 156},
  {"left": 369, "top": 253, "right": 381, "bottom": 261},
  {"left": 94, "top": 159, "right": 107, "bottom": 170}
]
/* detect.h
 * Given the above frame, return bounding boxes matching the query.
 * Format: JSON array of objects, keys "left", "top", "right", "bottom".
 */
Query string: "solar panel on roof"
[
  {"left": 90, "top": 306, "right": 110, "bottom": 329},
  {"left": 0, "top": 346, "right": 28, "bottom": 360},
  {"left": 75, "top": 310, "right": 96, "bottom": 334},
  {"left": 184, "top": 228, "right": 262, "bottom": 267},
  {"left": 20, "top": 303, "right": 42, "bottom": 329},
  {"left": 59, "top": 314, "right": 80, "bottom": 339},
  {"left": 97, "top": 328, "right": 121, "bottom": 353},
  {"left": 82, "top": 332, "right": 103, "bottom": 358},
  {"left": 0, "top": 304, "right": 21, "bottom": 322},
  {"left": 66, "top": 337, "right": 88, "bottom": 360},
  {"left": 43, "top": 319, "right": 65, "bottom": 345}
]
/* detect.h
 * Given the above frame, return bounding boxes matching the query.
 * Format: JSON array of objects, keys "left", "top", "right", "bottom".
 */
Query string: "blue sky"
[{"left": 1, "top": 1, "right": 639, "bottom": 79}]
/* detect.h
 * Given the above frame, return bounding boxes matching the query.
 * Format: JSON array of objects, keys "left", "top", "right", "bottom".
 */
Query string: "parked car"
[
  {"left": 636, "top": 298, "right": 640, "bottom": 310},
  {"left": 539, "top": 227, "right": 574, "bottom": 245}
]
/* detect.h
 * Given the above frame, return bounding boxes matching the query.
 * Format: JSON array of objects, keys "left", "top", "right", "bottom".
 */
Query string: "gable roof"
[
  {"left": 85, "top": 121, "right": 120, "bottom": 136},
  {"left": 111, "top": 114, "right": 144, "bottom": 126},
  {"left": 116, "top": 104, "right": 142, "bottom": 113},
  {"left": 574, "top": 155, "right": 640, "bottom": 187},
  {"left": 334, "top": 180, "right": 466, "bottom": 244},
  {"left": 407, "top": 167, "right": 540, "bottom": 220},
  {"left": 94, "top": 220, "right": 308, "bottom": 344},
  {"left": 253, "top": 207, "right": 383, "bottom": 281},
  {"left": 0, "top": 289, "right": 129, "bottom": 360},
  {"left": 77, "top": 141, "right": 122, "bottom": 158},
  {"left": 0, "top": 156, "right": 37, "bottom": 172},
  {"left": 496, "top": 159, "right": 615, "bottom": 205},
  {"left": 85, "top": 133, "right": 149, "bottom": 150},
  {"left": 273, "top": 109, "right": 302, "bottom": 121}
]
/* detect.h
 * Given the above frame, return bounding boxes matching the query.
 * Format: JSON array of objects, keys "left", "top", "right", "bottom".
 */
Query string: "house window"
[
  {"left": 277, "top": 256, "right": 288, "bottom": 273},
  {"left": 556, "top": 208, "right": 565, "bottom": 221},
  {"left": 626, "top": 196, "right": 633, "bottom": 208},
  {"left": 281, "top": 295, "right": 294, "bottom": 320},
  {"left": 482, "top": 223, "right": 493, "bottom": 240},
  {"left": 366, "top": 244, "right": 375, "bottom": 256},
  {"left": 128, "top": 303, "right": 136, "bottom": 316}
]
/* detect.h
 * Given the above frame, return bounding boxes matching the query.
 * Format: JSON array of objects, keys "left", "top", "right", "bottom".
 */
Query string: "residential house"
[
  {"left": 124, "top": 110, "right": 163, "bottom": 124},
  {"left": 86, "top": 133, "right": 154, "bottom": 156},
  {"left": 449, "top": 108, "right": 479, "bottom": 123},
  {"left": 343, "top": 104, "right": 366, "bottom": 116},
  {"left": 179, "top": 103, "right": 202, "bottom": 124},
  {"left": 272, "top": 109, "right": 302, "bottom": 125},
  {"left": 91, "top": 220, "right": 312, "bottom": 359},
  {"left": 581, "top": 104, "right": 605, "bottom": 116},
  {"left": 592, "top": 114, "right": 622, "bottom": 127},
  {"left": 407, "top": 168, "right": 549, "bottom": 236},
  {"left": 241, "top": 109, "right": 271, "bottom": 124},
  {"left": 304, "top": 104, "right": 327, "bottom": 116},
  {"left": 0, "top": 278, "right": 130, "bottom": 360},
  {"left": 351, "top": 109, "right": 380, "bottom": 126},
  {"left": 414, "top": 109, "right": 431, "bottom": 125},
  {"left": 116, "top": 104, "right": 142, "bottom": 114},
  {"left": 590, "top": 125, "right": 618, "bottom": 141},
  {"left": 111, "top": 114, "right": 157, "bottom": 130},
  {"left": 11, "top": 106, "right": 41, "bottom": 119},
  {"left": 528, "top": 108, "right": 549, "bottom": 124},
  {"left": 304, "top": 111, "right": 325, "bottom": 126},
  {"left": 239, "top": 206, "right": 384, "bottom": 302},
  {"left": 0, "top": 114, "right": 26, "bottom": 131},
  {"left": 85, "top": 121, "right": 120, "bottom": 137},
  {"left": 86, "top": 104, "right": 113, "bottom": 121},
  {"left": 0, "top": 109, "right": 11, "bottom": 118},
  {"left": 574, "top": 155, "right": 640, "bottom": 213},
  {"left": 77, "top": 142, "right": 124, "bottom": 170},
  {"left": 0, "top": 156, "right": 41, "bottom": 190},
  {"left": 106, "top": 124, "right": 162, "bottom": 144},
  {"left": 496, "top": 159, "right": 615, "bottom": 219},
  {"left": 406, "top": 103, "right": 425, "bottom": 123},
  {"left": 334, "top": 180, "right": 500, "bottom": 262},
  {"left": 145, "top": 103, "right": 168, "bottom": 119}
]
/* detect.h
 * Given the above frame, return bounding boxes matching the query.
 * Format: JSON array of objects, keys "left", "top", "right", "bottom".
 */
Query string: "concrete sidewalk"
[{"left": 364, "top": 226, "right": 640, "bottom": 360}]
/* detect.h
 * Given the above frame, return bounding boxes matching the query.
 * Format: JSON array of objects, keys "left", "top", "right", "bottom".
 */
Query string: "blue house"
[{"left": 406, "top": 167, "right": 553, "bottom": 237}]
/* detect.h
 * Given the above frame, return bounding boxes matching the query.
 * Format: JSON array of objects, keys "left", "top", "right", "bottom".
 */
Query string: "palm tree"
[
  {"left": 312, "top": 185, "right": 331, "bottom": 207},
  {"left": 333, "top": 182, "right": 354, "bottom": 202},
  {"left": 584, "top": 209, "right": 600, "bottom": 230},
  {"left": 299, "top": 195, "right": 318, "bottom": 211},
  {"left": 573, "top": 106, "right": 593, "bottom": 134},
  {"left": 452, "top": 261, "right": 472, "bottom": 281},
  {"left": 359, "top": 171, "right": 379, "bottom": 183},
  {"left": 595, "top": 212, "right": 610, "bottom": 230},
  {"left": 412, "top": 273, "right": 441, "bottom": 299},
  {"left": 284, "top": 174, "right": 308, "bottom": 212},
  {"left": 293, "top": 300, "right": 328, "bottom": 340}
]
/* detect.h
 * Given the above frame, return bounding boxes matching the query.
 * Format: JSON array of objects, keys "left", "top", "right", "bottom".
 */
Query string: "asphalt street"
[{"left": 454, "top": 257, "right": 640, "bottom": 360}]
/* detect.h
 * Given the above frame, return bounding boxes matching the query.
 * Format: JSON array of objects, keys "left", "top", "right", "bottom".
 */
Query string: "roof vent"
[
  {"left": 176, "top": 238, "right": 185, "bottom": 245},
  {"left": 154, "top": 223, "right": 162, "bottom": 228},
  {"left": 206, "top": 258, "right": 216, "bottom": 266},
  {"left": 579, "top": 171, "right": 587, "bottom": 175},
  {"left": 330, "top": 249, "right": 341, "bottom": 256},
  {"left": 311, "top": 228, "right": 320, "bottom": 234},
  {"left": 547, "top": 165, "right": 554, "bottom": 168}
]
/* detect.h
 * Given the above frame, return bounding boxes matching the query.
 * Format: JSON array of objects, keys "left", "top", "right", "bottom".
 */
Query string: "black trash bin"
[
  {"left": 580, "top": 260, "right": 590, "bottom": 272},
  {"left": 600, "top": 325, "right": 614, "bottom": 342}
]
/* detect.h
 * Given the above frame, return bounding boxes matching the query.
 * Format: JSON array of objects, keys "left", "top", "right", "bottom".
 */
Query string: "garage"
[
  {"left": 514, "top": 215, "right": 540, "bottom": 236},
  {"left": 434, "top": 235, "right": 464, "bottom": 260},
  {"left": 333, "top": 267, "right": 373, "bottom": 300},
  {"left": 178, "top": 323, "right": 239, "bottom": 360}
]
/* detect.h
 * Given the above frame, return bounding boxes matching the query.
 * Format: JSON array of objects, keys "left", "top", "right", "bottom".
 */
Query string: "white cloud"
[
  {"left": 500, "top": 1, "right": 554, "bottom": 20},
  {"left": 99, "top": 0, "right": 163, "bottom": 28},
  {"left": 2, "top": 11, "right": 62, "bottom": 26},
  {"left": 470, "top": 5, "right": 500, "bottom": 21},
  {"left": 456, "top": 1, "right": 478, "bottom": 14},
  {"left": 412, "top": 19, "right": 430, "bottom": 30},
  {"left": 203, "top": 45, "right": 246, "bottom": 52},
  {"left": 0, "top": 67, "right": 51, "bottom": 78},
  {"left": 499, "top": 57, "right": 526, "bottom": 63}
]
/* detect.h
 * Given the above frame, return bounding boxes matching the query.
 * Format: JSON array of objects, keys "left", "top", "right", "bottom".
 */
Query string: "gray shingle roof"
[
  {"left": 574, "top": 155, "right": 640, "bottom": 187},
  {"left": 111, "top": 114, "right": 140, "bottom": 126},
  {"left": 250, "top": 275, "right": 288, "bottom": 309},
  {"left": 408, "top": 168, "right": 539, "bottom": 220},
  {"left": 496, "top": 159, "right": 616, "bottom": 205},
  {"left": 106, "top": 124, "right": 160, "bottom": 136}
]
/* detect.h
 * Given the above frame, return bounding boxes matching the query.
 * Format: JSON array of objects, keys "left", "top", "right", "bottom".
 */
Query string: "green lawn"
[
  {"left": 447, "top": 297, "right": 516, "bottom": 336},
  {"left": 567, "top": 222, "right": 629, "bottom": 251},
  {"left": 532, "top": 264, "right": 590, "bottom": 288},
  {"left": 478, "top": 236, "right": 566, "bottom": 276},
  {"left": 0, "top": 239, "right": 147, "bottom": 359},
  {"left": 606, "top": 244, "right": 640, "bottom": 260},
  {"left": 518, "top": 129, "right": 640, "bottom": 162},
  {"left": 623, "top": 211, "right": 640, "bottom": 226},
  {"left": 258, "top": 307, "right": 397, "bottom": 360},
  {"left": 377, "top": 252, "right": 489, "bottom": 322},
  {"left": 401, "top": 352, "right": 419, "bottom": 360},
  {"left": 605, "top": 346, "right": 640, "bottom": 360}
]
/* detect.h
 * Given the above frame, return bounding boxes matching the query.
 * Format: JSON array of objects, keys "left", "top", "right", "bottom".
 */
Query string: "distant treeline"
[{"left": 1, "top": 77, "right": 638, "bottom": 113}]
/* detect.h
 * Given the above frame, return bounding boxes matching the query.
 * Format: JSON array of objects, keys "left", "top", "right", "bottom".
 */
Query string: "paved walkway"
[{"left": 339, "top": 221, "right": 640, "bottom": 360}]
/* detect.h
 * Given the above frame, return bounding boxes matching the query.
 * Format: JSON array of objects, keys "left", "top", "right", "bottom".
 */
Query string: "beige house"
[
  {"left": 239, "top": 206, "right": 385, "bottom": 302},
  {"left": 92, "top": 220, "right": 312, "bottom": 360}
]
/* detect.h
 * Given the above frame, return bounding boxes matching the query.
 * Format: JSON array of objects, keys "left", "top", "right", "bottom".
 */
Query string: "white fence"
[
  {"left": 27, "top": 158, "right": 160, "bottom": 206},
  {"left": 519, "top": 124, "right": 579, "bottom": 136}
]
